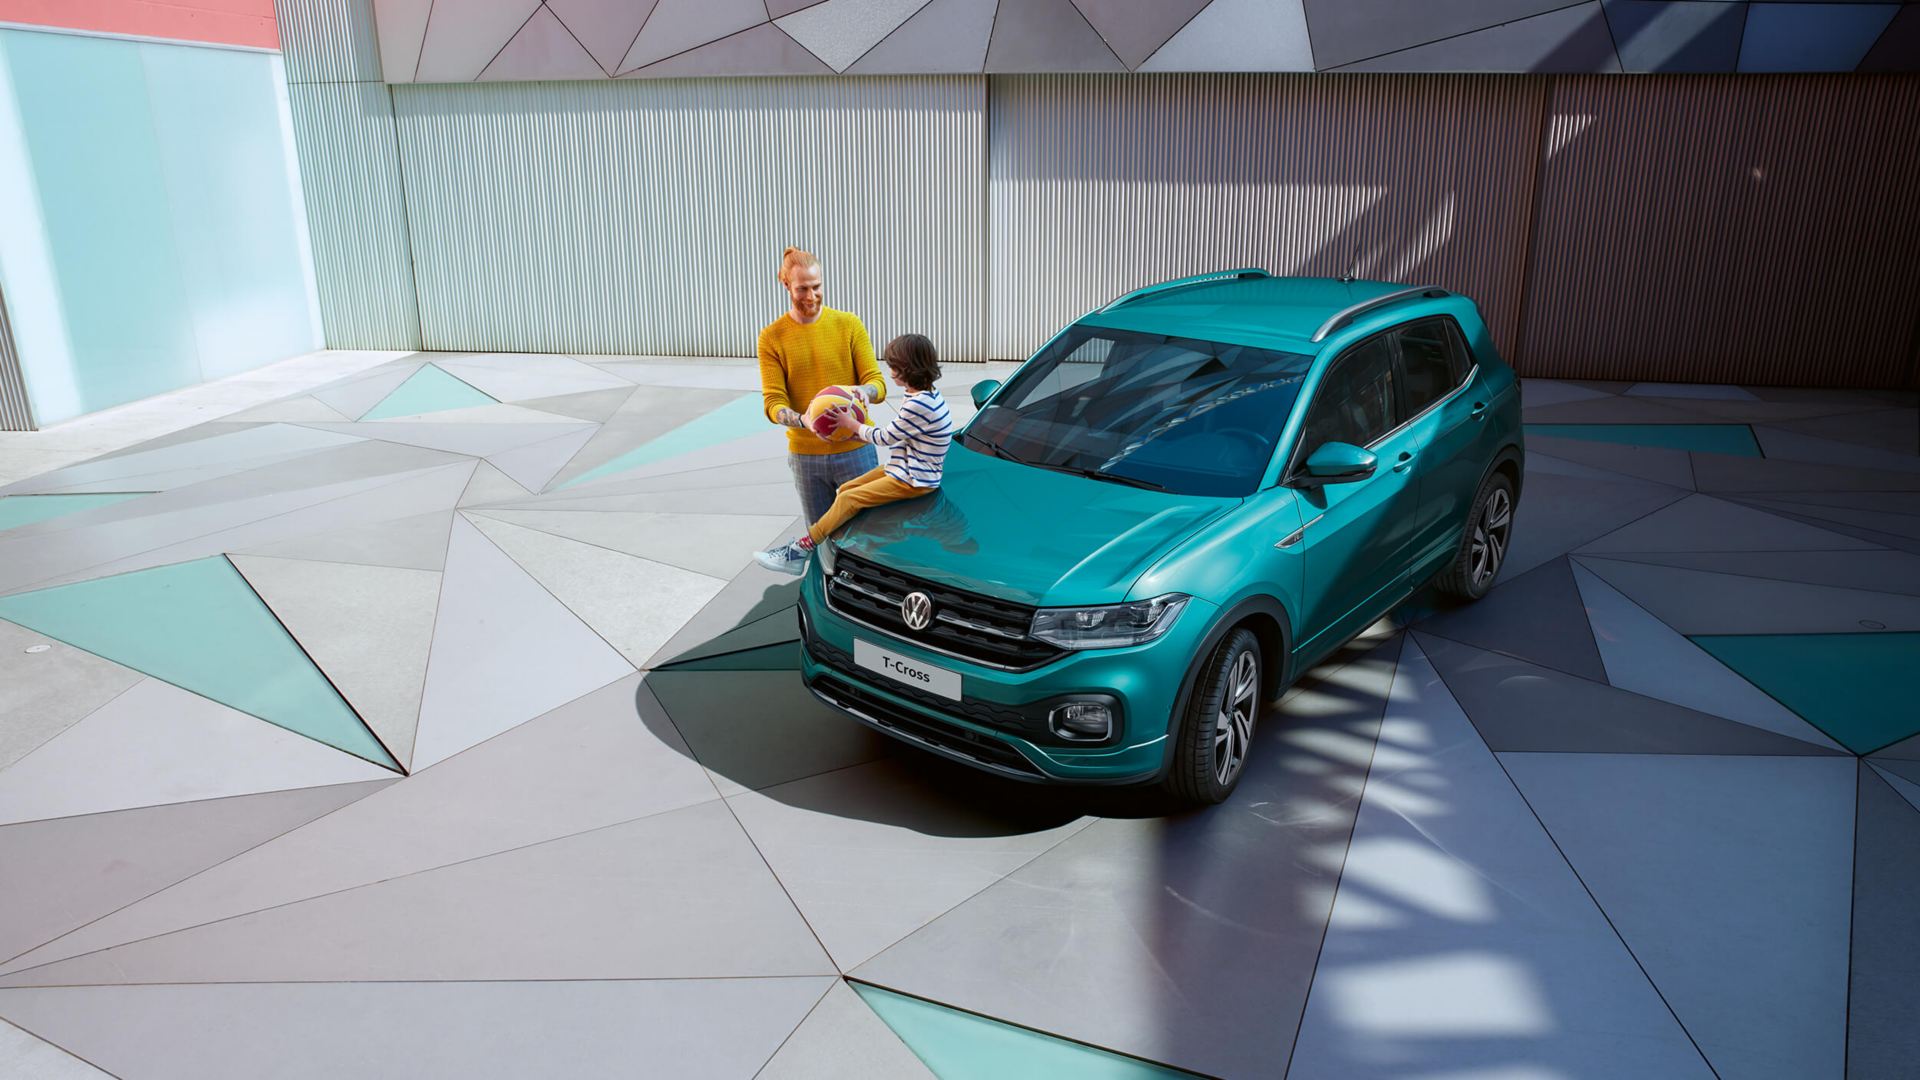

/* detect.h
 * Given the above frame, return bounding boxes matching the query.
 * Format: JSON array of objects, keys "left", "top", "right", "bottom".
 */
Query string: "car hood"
[{"left": 829, "top": 443, "right": 1237, "bottom": 607}]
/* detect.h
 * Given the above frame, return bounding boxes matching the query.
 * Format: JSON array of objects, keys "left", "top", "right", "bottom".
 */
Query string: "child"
[{"left": 755, "top": 333, "right": 953, "bottom": 575}]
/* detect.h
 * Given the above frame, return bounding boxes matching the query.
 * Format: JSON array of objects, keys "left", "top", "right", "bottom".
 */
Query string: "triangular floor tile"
[
  {"left": 1500, "top": 753, "right": 1855, "bottom": 1080},
  {"left": 0, "top": 617, "right": 144, "bottom": 773},
  {"left": 1525, "top": 422, "right": 1760, "bottom": 457},
  {"left": 465, "top": 515, "right": 724, "bottom": 669},
  {"left": 1874, "top": 732, "right": 1920, "bottom": 762},
  {"left": 307, "top": 361, "right": 425, "bottom": 421},
  {"left": 0, "top": 780, "right": 391, "bottom": 966},
  {"left": 1872, "top": 762, "right": 1920, "bottom": 815},
  {"left": 759, "top": 980, "right": 934, "bottom": 1079},
  {"left": 409, "top": 517, "right": 633, "bottom": 769},
  {"left": 1576, "top": 556, "right": 1920, "bottom": 635},
  {"left": 235, "top": 509, "right": 455, "bottom": 572},
  {"left": 0, "top": 558, "right": 395, "bottom": 768},
  {"left": 653, "top": 605, "right": 799, "bottom": 667},
  {"left": 0, "top": 494, "right": 149, "bottom": 533},
  {"left": 1494, "top": 468, "right": 1688, "bottom": 583},
  {"left": 1414, "top": 557, "right": 1605, "bottom": 680},
  {"left": 1691, "top": 632, "right": 1920, "bottom": 755},
  {"left": 0, "top": 675, "right": 717, "bottom": 978},
  {"left": 1849, "top": 766, "right": 1920, "bottom": 1078},
  {"left": 726, "top": 760, "right": 1091, "bottom": 969},
  {"left": 0, "top": 978, "right": 830, "bottom": 1080},
  {"left": 457, "top": 460, "right": 533, "bottom": 506},
  {"left": 1290, "top": 640, "right": 1713, "bottom": 1079},
  {"left": 645, "top": 555, "right": 803, "bottom": 666},
  {"left": 230, "top": 557, "right": 439, "bottom": 770},
  {"left": 1735, "top": 494, "right": 1920, "bottom": 542},
  {"left": 1584, "top": 547, "right": 1920, "bottom": 598},
  {"left": 1580, "top": 493, "right": 1878, "bottom": 554},
  {"left": 468, "top": 507, "right": 791, "bottom": 579},
  {"left": 217, "top": 394, "right": 350, "bottom": 423},
  {"left": 1570, "top": 564, "right": 1845, "bottom": 751},
  {"left": 514, "top": 385, "right": 636, "bottom": 423},
  {"left": 359, "top": 364, "right": 494, "bottom": 420},
  {"left": 641, "top": 667, "right": 886, "bottom": 796},
  {"left": 655, "top": 641, "right": 798, "bottom": 671},
  {"left": 0, "top": 801, "right": 832, "bottom": 987},
  {"left": 484, "top": 424, "right": 597, "bottom": 493},
  {"left": 1524, "top": 433, "right": 1696, "bottom": 488},
  {"left": 296, "top": 419, "right": 593, "bottom": 459},
  {"left": 556, "top": 394, "right": 772, "bottom": 490},
  {"left": 1873, "top": 755, "right": 1920, "bottom": 788},
  {"left": 0, "top": 1015, "right": 107, "bottom": 1078},
  {"left": 852, "top": 982, "right": 1190, "bottom": 1078},
  {"left": 1690, "top": 452, "right": 1920, "bottom": 496},
  {"left": 0, "top": 680, "right": 396, "bottom": 826},
  {"left": 1415, "top": 633, "right": 1842, "bottom": 756},
  {"left": 429, "top": 354, "right": 635, "bottom": 402}
]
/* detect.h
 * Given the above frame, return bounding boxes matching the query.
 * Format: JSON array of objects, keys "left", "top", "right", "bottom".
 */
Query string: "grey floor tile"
[
  {"left": 410, "top": 516, "right": 634, "bottom": 769},
  {"left": 0, "top": 800, "right": 832, "bottom": 987},
  {"left": 1416, "top": 632, "right": 1845, "bottom": 757},
  {"left": 431, "top": 354, "right": 634, "bottom": 401},
  {"left": 0, "top": 426, "right": 361, "bottom": 499},
  {"left": 757, "top": 979, "right": 934, "bottom": 1080},
  {"left": 561, "top": 455, "right": 797, "bottom": 498},
  {"left": 1290, "top": 639, "right": 1712, "bottom": 1079},
  {"left": 2, "top": 675, "right": 717, "bottom": 977},
  {"left": 0, "top": 977, "right": 830, "bottom": 1080},
  {"left": 1691, "top": 452, "right": 1920, "bottom": 495},
  {"left": 1520, "top": 379, "right": 1614, "bottom": 408},
  {"left": 468, "top": 507, "right": 793, "bottom": 580},
  {"left": 1499, "top": 753, "right": 1855, "bottom": 1080},
  {"left": 293, "top": 420, "right": 594, "bottom": 460},
  {"left": 1850, "top": 767, "right": 1920, "bottom": 1080},
  {"left": 547, "top": 385, "right": 743, "bottom": 488},
  {"left": 853, "top": 637, "right": 1404, "bottom": 1080},
  {"left": 1743, "top": 503, "right": 1920, "bottom": 558},
  {"left": 0, "top": 620, "right": 143, "bottom": 773},
  {"left": 1415, "top": 557, "right": 1606, "bottom": 681},
  {"left": 483, "top": 424, "right": 598, "bottom": 492},
  {"left": 0, "top": 1017, "right": 109, "bottom": 1079},
  {"left": 1525, "top": 433, "right": 1696, "bottom": 489},
  {"left": 1732, "top": 489, "right": 1920, "bottom": 518},
  {"left": 1586, "top": 547, "right": 1920, "bottom": 598},
  {"left": 1575, "top": 556, "right": 1920, "bottom": 634},
  {"left": 230, "top": 557, "right": 440, "bottom": 770},
  {"left": 0, "top": 680, "right": 397, "bottom": 827},
  {"left": 456, "top": 461, "right": 533, "bottom": 506},
  {"left": 1769, "top": 407, "right": 1919, "bottom": 455},
  {"left": 646, "top": 554, "right": 804, "bottom": 667},
  {"left": 503, "top": 479, "right": 802, "bottom": 516},
  {"left": 1752, "top": 426, "right": 1920, "bottom": 475},
  {"left": 1514, "top": 395, "right": 1715, "bottom": 425},
  {"left": 727, "top": 759, "right": 1093, "bottom": 969},
  {"left": 1870, "top": 763, "right": 1920, "bottom": 815},
  {"left": 1570, "top": 563, "right": 1845, "bottom": 751},
  {"left": 0, "top": 781, "right": 390, "bottom": 967},
  {"left": 1580, "top": 493, "right": 1879, "bottom": 554},
  {"left": 1736, "top": 495, "right": 1920, "bottom": 542},
  {"left": 512, "top": 385, "right": 637, "bottom": 423},
  {"left": 1493, "top": 468, "right": 1688, "bottom": 583},
  {"left": 235, "top": 509, "right": 455, "bottom": 572},
  {"left": 1873, "top": 732, "right": 1920, "bottom": 762},
  {"left": 642, "top": 669, "right": 890, "bottom": 796},
  {"left": 1872, "top": 756, "right": 1920, "bottom": 792},
  {"left": 1679, "top": 397, "right": 1906, "bottom": 423},
  {"left": 217, "top": 395, "right": 351, "bottom": 424},
  {"left": 1624, "top": 382, "right": 1757, "bottom": 401},
  {"left": 465, "top": 515, "right": 724, "bottom": 669},
  {"left": 654, "top": 605, "right": 799, "bottom": 667},
  {"left": 309, "top": 361, "right": 426, "bottom": 420}
]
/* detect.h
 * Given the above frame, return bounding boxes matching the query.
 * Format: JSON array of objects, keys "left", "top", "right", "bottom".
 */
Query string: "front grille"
[
  {"left": 810, "top": 671, "right": 1044, "bottom": 779},
  {"left": 807, "top": 633, "right": 1043, "bottom": 738},
  {"left": 825, "top": 551, "right": 1067, "bottom": 669}
]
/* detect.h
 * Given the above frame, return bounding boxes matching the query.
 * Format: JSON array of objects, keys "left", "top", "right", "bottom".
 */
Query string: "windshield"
[{"left": 964, "top": 325, "right": 1315, "bottom": 497}]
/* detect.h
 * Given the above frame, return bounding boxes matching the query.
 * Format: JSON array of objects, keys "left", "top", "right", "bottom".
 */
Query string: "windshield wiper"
[
  {"left": 963, "top": 431, "right": 1030, "bottom": 466},
  {"left": 1043, "top": 463, "right": 1165, "bottom": 491}
]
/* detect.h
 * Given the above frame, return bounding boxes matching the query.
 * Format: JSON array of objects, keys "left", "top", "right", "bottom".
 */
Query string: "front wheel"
[
  {"left": 1162, "top": 628, "right": 1262, "bottom": 805},
  {"left": 1436, "top": 471, "right": 1516, "bottom": 600}
]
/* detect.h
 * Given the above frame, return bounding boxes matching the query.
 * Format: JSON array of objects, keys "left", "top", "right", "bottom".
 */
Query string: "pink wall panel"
[{"left": 0, "top": 0, "right": 278, "bottom": 50}]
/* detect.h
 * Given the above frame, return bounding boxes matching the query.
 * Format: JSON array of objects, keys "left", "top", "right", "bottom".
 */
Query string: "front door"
[{"left": 1395, "top": 317, "right": 1486, "bottom": 579}]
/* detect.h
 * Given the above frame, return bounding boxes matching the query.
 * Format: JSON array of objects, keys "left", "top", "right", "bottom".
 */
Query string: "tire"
[
  {"left": 1162, "top": 628, "right": 1262, "bottom": 805},
  {"left": 1436, "top": 471, "right": 1516, "bottom": 601}
]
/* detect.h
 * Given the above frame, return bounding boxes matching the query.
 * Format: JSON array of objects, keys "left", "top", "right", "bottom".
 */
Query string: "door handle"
[
  {"left": 1470, "top": 401, "right": 1488, "bottom": 422},
  {"left": 1392, "top": 451, "right": 1417, "bottom": 474}
]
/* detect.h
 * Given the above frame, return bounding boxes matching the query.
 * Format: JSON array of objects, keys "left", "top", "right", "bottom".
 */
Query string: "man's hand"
[
  {"left": 775, "top": 407, "right": 805, "bottom": 429},
  {"left": 847, "top": 385, "right": 871, "bottom": 404}
]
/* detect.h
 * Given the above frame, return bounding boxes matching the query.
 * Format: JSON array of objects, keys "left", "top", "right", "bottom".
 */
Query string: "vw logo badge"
[{"left": 901, "top": 591, "right": 933, "bottom": 631}]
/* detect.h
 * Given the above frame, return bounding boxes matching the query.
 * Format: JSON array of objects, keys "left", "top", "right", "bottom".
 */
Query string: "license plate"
[{"left": 855, "top": 639, "right": 962, "bottom": 701}]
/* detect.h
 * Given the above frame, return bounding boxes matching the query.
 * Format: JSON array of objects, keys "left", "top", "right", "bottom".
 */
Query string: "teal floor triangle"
[
  {"left": 1525, "top": 422, "right": 1761, "bottom": 457},
  {"left": 360, "top": 365, "right": 497, "bottom": 420},
  {"left": 1691, "top": 632, "right": 1920, "bottom": 754},
  {"left": 558, "top": 394, "right": 769, "bottom": 489},
  {"left": 0, "top": 557, "right": 399, "bottom": 769},
  {"left": 0, "top": 493, "right": 148, "bottom": 532},
  {"left": 851, "top": 982, "right": 1199, "bottom": 1079}
]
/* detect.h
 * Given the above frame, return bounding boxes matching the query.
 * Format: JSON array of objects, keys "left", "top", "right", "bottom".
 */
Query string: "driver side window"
[{"left": 1300, "top": 335, "right": 1399, "bottom": 459}]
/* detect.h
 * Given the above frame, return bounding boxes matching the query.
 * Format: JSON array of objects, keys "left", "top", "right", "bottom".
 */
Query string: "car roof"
[{"left": 1076, "top": 276, "right": 1438, "bottom": 353}]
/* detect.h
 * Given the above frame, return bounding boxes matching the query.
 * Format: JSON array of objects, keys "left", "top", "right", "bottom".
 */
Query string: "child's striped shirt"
[{"left": 859, "top": 388, "right": 954, "bottom": 488}]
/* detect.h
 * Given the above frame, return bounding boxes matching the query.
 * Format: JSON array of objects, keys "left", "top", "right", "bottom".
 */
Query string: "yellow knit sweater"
[{"left": 758, "top": 307, "right": 887, "bottom": 456}]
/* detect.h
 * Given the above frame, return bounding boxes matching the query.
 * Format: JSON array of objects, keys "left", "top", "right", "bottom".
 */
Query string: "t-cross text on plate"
[{"left": 796, "top": 270, "right": 1524, "bottom": 804}]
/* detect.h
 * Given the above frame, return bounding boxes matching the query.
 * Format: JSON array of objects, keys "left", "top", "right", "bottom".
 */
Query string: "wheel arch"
[{"left": 1155, "top": 594, "right": 1295, "bottom": 780}]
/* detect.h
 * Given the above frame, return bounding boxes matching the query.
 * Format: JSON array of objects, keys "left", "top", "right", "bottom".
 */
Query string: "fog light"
[{"left": 1050, "top": 702, "right": 1112, "bottom": 741}]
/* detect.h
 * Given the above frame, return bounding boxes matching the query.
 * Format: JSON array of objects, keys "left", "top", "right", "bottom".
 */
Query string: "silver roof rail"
[
  {"left": 1311, "top": 285, "right": 1449, "bottom": 342},
  {"left": 1098, "top": 268, "right": 1270, "bottom": 313}
]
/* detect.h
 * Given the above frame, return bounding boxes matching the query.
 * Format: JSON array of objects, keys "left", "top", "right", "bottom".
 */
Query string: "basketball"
[{"left": 805, "top": 385, "right": 868, "bottom": 441}]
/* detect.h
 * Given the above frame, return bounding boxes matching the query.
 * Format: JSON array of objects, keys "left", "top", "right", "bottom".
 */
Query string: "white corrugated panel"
[
  {"left": 274, "top": 0, "right": 382, "bottom": 84},
  {"left": 286, "top": 81, "right": 424, "bottom": 349},
  {"left": 390, "top": 76, "right": 987, "bottom": 360},
  {"left": 0, "top": 282, "right": 31, "bottom": 430}
]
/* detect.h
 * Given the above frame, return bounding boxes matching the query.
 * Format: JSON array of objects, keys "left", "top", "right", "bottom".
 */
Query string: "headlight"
[
  {"left": 816, "top": 538, "right": 837, "bottom": 575},
  {"left": 1029, "top": 594, "right": 1190, "bottom": 650}
]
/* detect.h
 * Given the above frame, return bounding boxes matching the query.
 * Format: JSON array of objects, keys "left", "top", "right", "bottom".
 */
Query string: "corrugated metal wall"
[
  {"left": 273, "top": 0, "right": 379, "bottom": 83},
  {"left": 1522, "top": 75, "right": 1920, "bottom": 388},
  {"left": 389, "top": 78, "right": 987, "bottom": 359},
  {"left": 0, "top": 281, "right": 32, "bottom": 430}
]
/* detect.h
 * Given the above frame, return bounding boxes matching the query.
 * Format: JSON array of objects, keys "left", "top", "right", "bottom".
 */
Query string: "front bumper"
[{"left": 797, "top": 561, "right": 1216, "bottom": 783}]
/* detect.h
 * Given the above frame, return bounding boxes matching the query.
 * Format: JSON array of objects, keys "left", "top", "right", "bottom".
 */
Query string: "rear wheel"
[
  {"left": 1436, "top": 471, "right": 1515, "bottom": 600},
  {"left": 1163, "top": 628, "right": 1262, "bottom": 805}
]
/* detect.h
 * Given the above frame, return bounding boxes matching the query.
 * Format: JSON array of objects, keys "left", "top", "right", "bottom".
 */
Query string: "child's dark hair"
[{"left": 883, "top": 333, "right": 940, "bottom": 391}]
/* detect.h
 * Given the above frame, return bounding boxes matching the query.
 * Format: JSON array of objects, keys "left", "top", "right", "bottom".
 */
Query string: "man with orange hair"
[{"left": 758, "top": 247, "right": 888, "bottom": 542}]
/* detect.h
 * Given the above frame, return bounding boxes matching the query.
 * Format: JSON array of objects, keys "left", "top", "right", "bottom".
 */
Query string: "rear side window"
[
  {"left": 1299, "top": 334, "right": 1399, "bottom": 457},
  {"left": 1396, "top": 318, "right": 1469, "bottom": 416}
]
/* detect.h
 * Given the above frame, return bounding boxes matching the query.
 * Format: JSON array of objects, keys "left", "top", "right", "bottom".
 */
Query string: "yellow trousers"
[{"left": 808, "top": 465, "right": 933, "bottom": 544}]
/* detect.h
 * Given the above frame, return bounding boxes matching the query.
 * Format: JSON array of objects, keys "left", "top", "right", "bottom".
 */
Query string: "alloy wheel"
[
  {"left": 1212, "top": 648, "right": 1259, "bottom": 786},
  {"left": 1470, "top": 486, "right": 1512, "bottom": 588}
]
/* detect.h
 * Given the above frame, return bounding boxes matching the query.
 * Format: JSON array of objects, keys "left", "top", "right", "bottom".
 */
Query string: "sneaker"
[{"left": 753, "top": 540, "right": 811, "bottom": 577}]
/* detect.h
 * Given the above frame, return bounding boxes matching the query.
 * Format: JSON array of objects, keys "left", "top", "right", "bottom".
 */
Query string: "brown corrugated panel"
[
  {"left": 1521, "top": 75, "right": 1920, "bottom": 389},
  {"left": 988, "top": 74, "right": 1545, "bottom": 362}
]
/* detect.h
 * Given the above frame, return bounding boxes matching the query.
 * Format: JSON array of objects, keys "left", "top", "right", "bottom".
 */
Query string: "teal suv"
[{"left": 798, "top": 271, "right": 1524, "bottom": 804}]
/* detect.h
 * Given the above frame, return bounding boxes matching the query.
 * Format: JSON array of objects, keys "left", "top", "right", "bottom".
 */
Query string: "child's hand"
[{"left": 829, "top": 405, "right": 862, "bottom": 434}]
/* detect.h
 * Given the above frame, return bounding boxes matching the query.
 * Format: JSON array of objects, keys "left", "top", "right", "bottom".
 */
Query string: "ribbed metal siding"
[
  {"left": 988, "top": 74, "right": 1544, "bottom": 361},
  {"left": 0, "top": 282, "right": 32, "bottom": 431},
  {"left": 286, "top": 81, "right": 423, "bottom": 349},
  {"left": 391, "top": 77, "right": 987, "bottom": 359},
  {"left": 274, "top": 0, "right": 382, "bottom": 84},
  {"left": 1522, "top": 75, "right": 1920, "bottom": 388}
]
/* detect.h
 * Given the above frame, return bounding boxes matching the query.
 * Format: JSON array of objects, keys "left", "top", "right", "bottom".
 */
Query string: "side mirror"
[
  {"left": 970, "top": 380, "right": 1001, "bottom": 408},
  {"left": 1301, "top": 442, "right": 1376, "bottom": 484}
]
